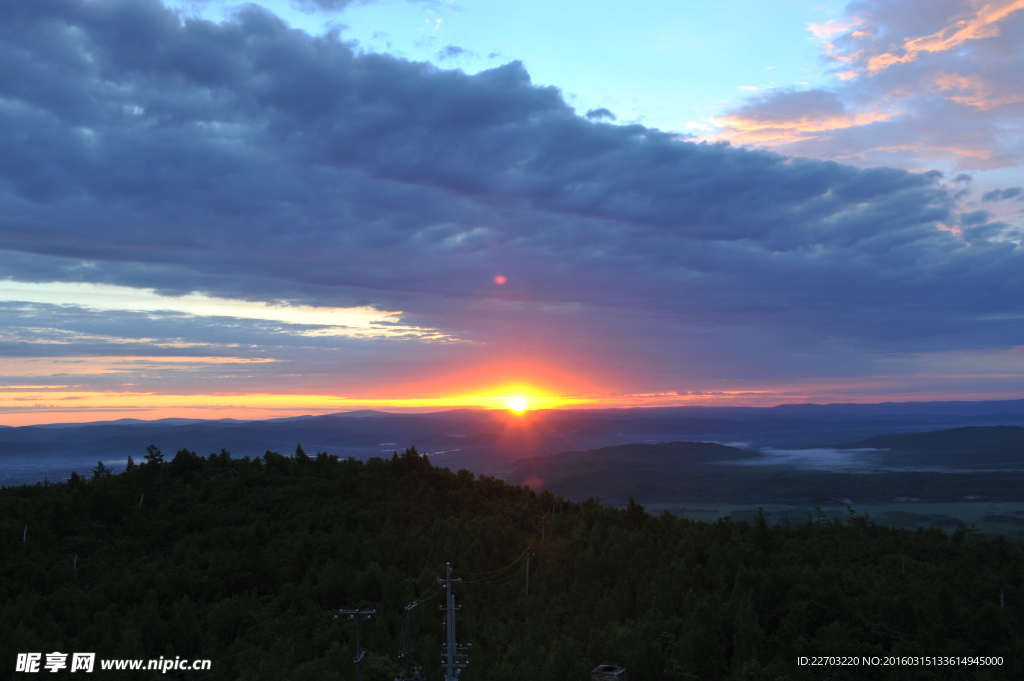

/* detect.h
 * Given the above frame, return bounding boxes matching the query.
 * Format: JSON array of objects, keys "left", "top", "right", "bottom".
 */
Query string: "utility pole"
[
  {"left": 398, "top": 601, "right": 422, "bottom": 679},
  {"left": 525, "top": 553, "right": 531, "bottom": 598},
  {"left": 437, "top": 563, "right": 468, "bottom": 681},
  {"left": 540, "top": 517, "right": 546, "bottom": 548},
  {"left": 337, "top": 608, "right": 376, "bottom": 681}
]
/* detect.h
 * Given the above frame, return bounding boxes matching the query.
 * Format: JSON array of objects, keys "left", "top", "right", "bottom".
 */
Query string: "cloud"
[
  {"left": 290, "top": 0, "right": 357, "bottom": 10},
  {"left": 0, "top": 281, "right": 446, "bottom": 338},
  {"left": 585, "top": 108, "right": 616, "bottom": 121},
  {"left": 864, "top": 0, "right": 1024, "bottom": 73},
  {"left": 715, "top": 88, "right": 900, "bottom": 145},
  {"left": 718, "top": 0, "right": 1024, "bottom": 173},
  {"left": 983, "top": 186, "right": 1024, "bottom": 201},
  {"left": 0, "top": 0, "right": 1022, "bottom": 406},
  {"left": 290, "top": 0, "right": 429, "bottom": 12},
  {"left": 437, "top": 45, "right": 467, "bottom": 60}
]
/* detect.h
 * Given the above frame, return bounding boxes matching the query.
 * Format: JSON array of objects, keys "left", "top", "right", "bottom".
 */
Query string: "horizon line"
[{"left": 6, "top": 396, "right": 1024, "bottom": 429}]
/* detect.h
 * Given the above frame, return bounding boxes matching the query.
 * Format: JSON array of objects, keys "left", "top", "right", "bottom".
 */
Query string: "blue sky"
[
  {"left": 0, "top": 0, "right": 1022, "bottom": 424},
  {"left": 170, "top": 0, "right": 847, "bottom": 135}
]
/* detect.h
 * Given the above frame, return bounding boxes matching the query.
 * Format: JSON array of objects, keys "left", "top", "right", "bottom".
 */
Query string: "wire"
[
  {"left": 463, "top": 558, "right": 528, "bottom": 586},
  {"left": 462, "top": 536, "right": 535, "bottom": 582},
  {"left": 457, "top": 514, "right": 547, "bottom": 578},
  {"left": 459, "top": 531, "right": 540, "bottom": 585},
  {"left": 214, "top": 617, "right": 335, "bottom": 664},
  {"left": 409, "top": 583, "right": 442, "bottom": 607},
  {"left": 188, "top": 515, "right": 550, "bottom": 679},
  {"left": 182, "top": 615, "right": 336, "bottom": 681}
]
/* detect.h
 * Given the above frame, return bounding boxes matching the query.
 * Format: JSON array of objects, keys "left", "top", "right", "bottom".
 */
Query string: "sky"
[{"left": 1, "top": 0, "right": 1023, "bottom": 425}]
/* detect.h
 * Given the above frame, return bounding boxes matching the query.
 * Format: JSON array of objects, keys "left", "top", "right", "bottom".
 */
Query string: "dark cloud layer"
[{"left": 0, "top": 0, "right": 1022, "bottom": 399}]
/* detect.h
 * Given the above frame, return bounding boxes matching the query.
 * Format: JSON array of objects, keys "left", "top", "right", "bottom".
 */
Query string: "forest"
[{"left": 2, "top": 446, "right": 1023, "bottom": 680}]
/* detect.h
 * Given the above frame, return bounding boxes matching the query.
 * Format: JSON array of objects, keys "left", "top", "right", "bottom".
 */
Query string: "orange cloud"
[
  {"left": 714, "top": 108, "right": 899, "bottom": 146},
  {"left": 866, "top": 0, "right": 1024, "bottom": 73},
  {"left": 808, "top": 17, "right": 864, "bottom": 41},
  {"left": 808, "top": 17, "right": 870, "bottom": 67},
  {"left": 713, "top": 1, "right": 1024, "bottom": 169},
  {"left": 930, "top": 72, "right": 1022, "bottom": 109},
  {"left": 870, "top": 142, "right": 1003, "bottom": 165}
]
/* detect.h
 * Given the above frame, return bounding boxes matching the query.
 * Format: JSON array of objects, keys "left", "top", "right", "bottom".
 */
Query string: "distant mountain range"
[{"left": 3, "top": 399, "right": 1024, "bottom": 487}]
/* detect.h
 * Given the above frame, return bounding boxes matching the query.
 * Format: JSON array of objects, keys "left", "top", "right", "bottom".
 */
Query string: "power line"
[
  {"left": 461, "top": 559, "right": 529, "bottom": 587},
  {"left": 458, "top": 513, "right": 548, "bottom": 577},
  {"left": 337, "top": 609, "right": 377, "bottom": 681},
  {"left": 409, "top": 583, "right": 443, "bottom": 607},
  {"left": 458, "top": 532, "right": 541, "bottom": 585},
  {"left": 187, "top": 616, "right": 337, "bottom": 681},
  {"left": 191, "top": 522, "right": 545, "bottom": 681}
]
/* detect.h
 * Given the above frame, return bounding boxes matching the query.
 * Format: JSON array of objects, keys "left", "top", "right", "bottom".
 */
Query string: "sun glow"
[{"left": 506, "top": 396, "right": 529, "bottom": 413}]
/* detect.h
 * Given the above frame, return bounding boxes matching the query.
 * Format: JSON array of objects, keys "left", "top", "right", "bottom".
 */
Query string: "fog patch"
[
  {"left": 705, "top": 441, "right": 752, "bottom": 449},
  {"left": 727, "top": 447, "right": 887, "bottom": 472}
]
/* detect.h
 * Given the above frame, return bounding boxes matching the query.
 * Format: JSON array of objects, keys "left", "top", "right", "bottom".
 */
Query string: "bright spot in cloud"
[
  {"left": 0, "top": 280, "right": 448, "bottom": 339},
  {"left": 494, "top": 275, "right": 507, "bottom": 285}
]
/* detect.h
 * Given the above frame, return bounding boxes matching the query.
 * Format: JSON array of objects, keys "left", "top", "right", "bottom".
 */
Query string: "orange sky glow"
[{"left": 3, "top": 377, "right": 1023, "bottom": 427}]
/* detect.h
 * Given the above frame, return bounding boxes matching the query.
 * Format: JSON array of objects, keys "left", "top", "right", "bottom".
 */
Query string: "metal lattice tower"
[{"left": 437, "top": 563, "right": 469, "bottom": 681}]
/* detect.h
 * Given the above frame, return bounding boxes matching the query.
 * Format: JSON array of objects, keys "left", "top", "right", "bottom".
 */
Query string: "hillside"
[
  {"left": 517, "top": 467, "right": 1024, "bottom": 505},
  {"left": 504, "top": 432, "right": 1024, "bottom": 505},
  {"left": 507, "top": 441, "right": 756, "bottom": 484},
  {"left": 2, "top": 448, "right": 1023, "bottom": 680},
  {"left": 839, "top": 426, "right": 1024, "bottom": 468}
]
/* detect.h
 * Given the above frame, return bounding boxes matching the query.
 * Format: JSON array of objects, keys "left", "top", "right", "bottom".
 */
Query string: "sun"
[{"left": 506, "top": 396, "right": 529, "bottom": 413}]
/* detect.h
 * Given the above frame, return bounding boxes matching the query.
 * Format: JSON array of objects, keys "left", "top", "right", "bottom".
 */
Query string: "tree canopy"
[{"left": 2, "top": 446, "right": 1022, "bottom": 680}]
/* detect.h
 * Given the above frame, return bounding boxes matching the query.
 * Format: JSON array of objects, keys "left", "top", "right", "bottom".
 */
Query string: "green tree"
[
  {"left": 92, "top": 460, "right": 112, "bottom": 480},
  {"left": 144, "top": 444, "right": 164, "bottom": 466}
]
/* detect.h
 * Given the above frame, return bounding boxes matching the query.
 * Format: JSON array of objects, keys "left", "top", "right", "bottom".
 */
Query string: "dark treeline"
[{"left": 2, "top": 446, "right": 1023, "bottom": 680}]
